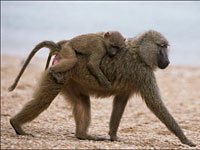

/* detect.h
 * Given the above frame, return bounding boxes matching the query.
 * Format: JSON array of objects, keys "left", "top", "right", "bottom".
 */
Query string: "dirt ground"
[{"left": 1, "top": 55, "right": 200, "bottom": 149}]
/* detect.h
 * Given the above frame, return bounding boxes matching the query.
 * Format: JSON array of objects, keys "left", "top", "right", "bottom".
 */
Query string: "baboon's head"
[
  {"left": 104, "top": 31, "right": 126, "bottom": 49},
  {"left": 137, "top": 30, "right": 170, "bottom": 70}
]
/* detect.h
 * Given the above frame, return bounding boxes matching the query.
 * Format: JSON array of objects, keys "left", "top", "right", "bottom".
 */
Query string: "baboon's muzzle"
[{"left": 158, "top": 60, "right": 170, "bottom": 69}]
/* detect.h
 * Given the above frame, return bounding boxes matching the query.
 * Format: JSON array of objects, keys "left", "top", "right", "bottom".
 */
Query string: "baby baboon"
[
  {"left": 9, "top": 30, "right": 195, "bottom": 147},
  {"left": 8, "top": 31, "right": 125, "bottom": 91},
  {"left": 49, "top": 31, "right": 126, "bottom": 87}
]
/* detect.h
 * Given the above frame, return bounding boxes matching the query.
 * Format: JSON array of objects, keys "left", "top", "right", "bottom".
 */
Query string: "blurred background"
[{"left": 1, "top": 1, "right": 200, "bottom": 66}]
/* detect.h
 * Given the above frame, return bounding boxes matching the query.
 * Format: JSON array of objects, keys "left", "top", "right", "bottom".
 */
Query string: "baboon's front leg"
[
  {"left": 62, "top": 80, "right": 108, "bottom": 141},
  {"left": 140, "top": 77, "right": 196, "bottom": 147},
  {"left": 73, "top": 94, "right": 108, "bottom": 141},
  {"left": 10, "top": 71, "right": 63, "bottom": 136},
  {"left": 73, "top": 94, "right": 91, "bottom": 139},
  {"left": 62, "top": 82, "right": 92, "bottom": 139},
  {"left": 109, "top": 93, "right": 130, "bottom": 141}
]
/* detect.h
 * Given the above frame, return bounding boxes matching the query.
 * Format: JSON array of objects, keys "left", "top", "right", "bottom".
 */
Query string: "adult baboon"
[{"left": 10, "top": 30, "right": 195, "bottom": 147}]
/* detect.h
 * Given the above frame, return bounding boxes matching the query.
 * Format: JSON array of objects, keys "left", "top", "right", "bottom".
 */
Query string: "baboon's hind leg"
[{"left": 10, "top": 71, "right": 63, "bottom": 136}]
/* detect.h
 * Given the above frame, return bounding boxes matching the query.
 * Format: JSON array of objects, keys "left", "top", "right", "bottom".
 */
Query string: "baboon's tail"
[
  {"left": 45, "top": 54, "right": 52, "bottom": 70},
  {"left": 45, "top": 40, "right": 68, "bottom": 70},
  {"left": 8, "top": 41, "right": 60, "bottom": 92}
]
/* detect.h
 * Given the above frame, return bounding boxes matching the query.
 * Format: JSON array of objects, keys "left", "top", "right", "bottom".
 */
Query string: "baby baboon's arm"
[{"left": 86, "top": 46, "right": 111, "bottom": 89}]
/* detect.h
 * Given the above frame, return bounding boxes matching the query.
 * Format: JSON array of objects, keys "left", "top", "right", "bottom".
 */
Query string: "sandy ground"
[{"left": 1, "top": 55, "right": 200, "bottom": 149}]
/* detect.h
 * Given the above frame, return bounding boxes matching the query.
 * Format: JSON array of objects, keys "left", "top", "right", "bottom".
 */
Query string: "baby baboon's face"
[{"left": 109, "top": 31, "right": 126, "bottom": 49}]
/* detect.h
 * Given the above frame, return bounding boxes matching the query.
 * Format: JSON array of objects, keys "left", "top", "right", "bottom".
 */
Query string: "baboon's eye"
[
  {"left": 161, "top": 44, "right": 167, "bottom": 48},
  {"left": 157, "top": 43, "right": 167, "bottom": 48}
]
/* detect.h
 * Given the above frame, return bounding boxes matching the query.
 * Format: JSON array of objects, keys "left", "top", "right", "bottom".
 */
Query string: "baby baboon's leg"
[
  {"left": 50, "top": 45, "right": 77, "bottom": 83},
  {"left": 10, "top": 71, "right": 63, "bottom": 135},
  {"left": 50, "top": 57, "right": 77, "bottom": 83},
  {"left": 50, "top": 58, "right": 77, "bottom": 73},
  {"left": 109, "top": 93, "right": 130, "bottom": 141},
  {"left": 87, "top": 51, "right": 111, "bottom": 89},
  {"left": 50, "top": 45, "right": 77, "bottom": 73}
]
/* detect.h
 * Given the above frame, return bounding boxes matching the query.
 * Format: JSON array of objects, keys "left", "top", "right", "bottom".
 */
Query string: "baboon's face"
[
  {"left": 137, "top": 31, "right": 170, "bottom": 70},
  {"left": 106, "top": 32, "right": 126, "bottom": 49},
  {"left": 151, "top": 31, "right": 170, "bottom": 69},
  {"left": 156, "top": 42, "right": 170, "bottom": 69}
]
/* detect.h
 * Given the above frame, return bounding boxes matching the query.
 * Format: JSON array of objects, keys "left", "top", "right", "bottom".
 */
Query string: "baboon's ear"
[{"left": 104, "top": 32, "right": 110, "bottom": 38}]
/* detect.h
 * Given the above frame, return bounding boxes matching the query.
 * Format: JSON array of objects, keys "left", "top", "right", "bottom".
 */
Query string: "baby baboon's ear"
[{"left": 104, "top": 32, "right": 110, "bottom": 38}]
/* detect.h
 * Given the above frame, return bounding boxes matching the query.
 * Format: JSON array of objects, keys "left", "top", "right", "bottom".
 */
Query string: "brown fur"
[
  {"left": 10, "top": 30, "right": 195, "bottom": 147},
  {"left": 50, "top": 31, "right": 126, "bottom": 87},
  {"left": 8, "top": 31, "right": 125, "bottom": 91}
]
